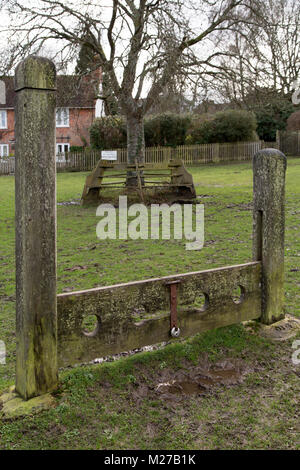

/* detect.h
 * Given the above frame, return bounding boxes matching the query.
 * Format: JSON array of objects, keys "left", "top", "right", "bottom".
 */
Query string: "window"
[
  {"left": 0, "top": 110, "right": 7, "bottom": 129},
  {"left": 56, "top": 143, "right": 70, "bottom": 154},
  {"left": 56, "top": 108, "right": 69, "bottom": 127},
  {"left": 0, "top": 144, "right": 9, "bottom": 157},
  {"left": 56, "top": 143, "right": 70, "bottom": 162}
]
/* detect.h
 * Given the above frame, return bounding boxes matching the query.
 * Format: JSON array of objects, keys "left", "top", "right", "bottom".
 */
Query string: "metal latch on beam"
[{"left": 165, "top": 280, "right": 181, "bottom": 338}]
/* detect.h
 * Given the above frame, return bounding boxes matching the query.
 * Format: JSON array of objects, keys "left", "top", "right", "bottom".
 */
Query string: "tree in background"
[
  {"left": 207, "top": 0, "right": 300, "bottom": 108},
  {"left": 75, "top": 30, "right": 119, "bottom": 116},
  {"left": 2, "top": 0, "right": 263, "bottom": 184},
  {"left": 252, "top": 96, "right": 295, "bottom": 141},
  {"left": 75, "top": 29, "right": 96, "bottom": 76},
  {"left": 101, "top": 70, "right": 119, "bottom": 116}
]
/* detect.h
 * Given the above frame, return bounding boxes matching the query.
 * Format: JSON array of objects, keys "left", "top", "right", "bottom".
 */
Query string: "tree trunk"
[{"left": 126, "top": 114, "right": 145, "bottom": 186}]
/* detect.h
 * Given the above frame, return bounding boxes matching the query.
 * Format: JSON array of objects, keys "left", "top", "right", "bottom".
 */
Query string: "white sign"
[{"left": 101, "top": 150, "right": 117, "bottom": 161}]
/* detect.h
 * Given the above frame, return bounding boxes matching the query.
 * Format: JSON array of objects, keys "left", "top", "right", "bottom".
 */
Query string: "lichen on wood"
[
  {"left": 57, "top": 262, "right": 262, "bottom": 367},
  {"left": 253, "top": 149, "right": 287, "bottom": 324},
  {"left": 14, "top": 56, "right": 58, "bottom": 400}
]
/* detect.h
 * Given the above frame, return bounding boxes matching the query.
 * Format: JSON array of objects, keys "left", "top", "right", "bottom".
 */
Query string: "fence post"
[
  {"left": 276, "top": 130, "right": 281, "bottom": 151},
  {"left": 253, "top": 149, "right": 287, "bottom": 325},
  {"left": 15, "top": 56, "right": 58, "bottom": 399},
  {"left": 212, "top": 143, "right": 220, "bottom": 163}
]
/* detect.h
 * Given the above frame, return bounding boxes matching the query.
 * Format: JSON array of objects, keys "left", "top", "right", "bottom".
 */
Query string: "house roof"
[{"left": 0, "top": 72, "right": 100, "bottom": 109}]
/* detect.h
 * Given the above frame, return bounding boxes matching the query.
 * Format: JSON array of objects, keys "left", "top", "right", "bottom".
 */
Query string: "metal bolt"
[{"left": 171, "top": 327, "right": 180, "bottom": 338}]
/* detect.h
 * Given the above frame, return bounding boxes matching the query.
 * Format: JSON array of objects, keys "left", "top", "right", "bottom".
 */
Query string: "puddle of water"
[
  {"left": 156, "top": 368, "right": 242, "bottom": 396},
  {"left": 57, "top": 201, "right": 80, "bottom": 206},
  {"left": 202, "top": 368, "right": 241, "bottom": 383},
  {"left": 168, "top": 381, "right": 206, "bottom": 395}
]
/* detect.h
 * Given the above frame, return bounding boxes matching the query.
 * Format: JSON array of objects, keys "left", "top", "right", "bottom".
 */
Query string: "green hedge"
[
  {"left": 89, "top": 110, "right": 258, "bottom": 149},
  {"left": 90, "top": 116, "right": 127, "bottom": 149},
  {"left": 144, "top": 113, "right": 191, "bottom": 147},
  {"left": 188, "top": 110, "right": 257, "bottom": 144}
]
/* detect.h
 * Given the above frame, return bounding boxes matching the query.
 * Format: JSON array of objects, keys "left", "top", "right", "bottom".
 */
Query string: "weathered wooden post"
[
  {"left": 253, "top": 149, "right": 287, "bottom": 324},
  {"left": 15, "top": 56, "right": 57, "bottom": 399}
]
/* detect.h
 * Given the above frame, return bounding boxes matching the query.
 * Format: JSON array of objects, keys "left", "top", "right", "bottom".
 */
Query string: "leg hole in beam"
[
  {"left": 232, "top": 285, "right": 245, "bottom": 305},
  {"left": 194, "top": 293, "right": 209, "bottom": 312},
  {"left": 82, "top": 315, "right": 100, "bottom": 337}
]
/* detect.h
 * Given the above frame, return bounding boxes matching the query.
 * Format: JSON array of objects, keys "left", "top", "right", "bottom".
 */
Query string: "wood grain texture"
[
  {"left": 253, "top": 149, "right": 287, "bottom": 324},
  {"left": 57, "top": 262, "right": 261, "bottom": 367},
  {"left": 15, "top": 56, "right": 58, "bottom": 399}
]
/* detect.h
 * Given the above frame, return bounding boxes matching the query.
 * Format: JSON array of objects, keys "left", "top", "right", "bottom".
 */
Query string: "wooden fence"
[
  {"left": 0, "top": 140, "right": 279, "bottom": 176},
  {"left": 277, "top": 130, "right": 300, "bottom": 156},
  {"left": 56, "top": 141, "right": 270, "bottom": 172},
  {"left": 0, "top": 158, "right": 15, "bottom": 175}
]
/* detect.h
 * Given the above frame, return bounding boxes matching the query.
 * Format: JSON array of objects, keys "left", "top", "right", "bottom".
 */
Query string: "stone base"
[
  {"left": 0, "top": 386, "right": 56, "bottom": 420},
  {"left": 244, "top": 314, "right": 300, "bottom": 341}
]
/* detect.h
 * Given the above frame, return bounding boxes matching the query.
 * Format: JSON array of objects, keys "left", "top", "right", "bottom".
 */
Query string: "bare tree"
[
  {"left": 1, "top": 0, "right": 260, "bottom": 182},
  {"left": 256, "top": 0, "right": 300, "bottom": 94},
  {"left": 208, "top": 0, "right": 300, "bottom": 106}
]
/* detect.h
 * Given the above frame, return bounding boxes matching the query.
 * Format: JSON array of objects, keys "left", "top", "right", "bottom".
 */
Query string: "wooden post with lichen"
[
  {"left": 253, "top": 148, "right": 287, "bottom": 325},
  {"left": 15, "top": 56, "right": 58, "bottom": 399}
]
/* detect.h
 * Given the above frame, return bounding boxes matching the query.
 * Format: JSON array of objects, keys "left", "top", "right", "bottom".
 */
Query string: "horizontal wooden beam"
[{"left": 57, "top": 262, "right": 261, "bottom": 367}]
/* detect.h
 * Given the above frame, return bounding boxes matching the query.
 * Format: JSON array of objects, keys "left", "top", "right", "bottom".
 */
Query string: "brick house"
[{"left": 0, "top": 69, "right": 102, "bottom": 159}]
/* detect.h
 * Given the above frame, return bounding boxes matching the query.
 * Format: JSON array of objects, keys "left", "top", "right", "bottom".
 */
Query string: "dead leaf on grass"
[{"left": 65, "top": 265, "right": 88, "bottom": 271}]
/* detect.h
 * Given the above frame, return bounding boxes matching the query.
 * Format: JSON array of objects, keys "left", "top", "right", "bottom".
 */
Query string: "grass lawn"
[{"left": 0, "top": 159, "right": 299, "bottom": 449}]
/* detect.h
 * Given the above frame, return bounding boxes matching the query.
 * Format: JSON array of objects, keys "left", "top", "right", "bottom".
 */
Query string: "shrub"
[
  {"left": 185, "top": 134, "right": 194, "bottom": 145},
  {"left": 70, "top": 145, "right": 85, "bottom": 152},
  {"left": 190, "top": 110, "right": 257, "bottom": 144},
  {"left": 89, "top": 110, "right": 257, "bottom": 150},
  {"left": 90, "top": 113, "right": 192, "bottom": 149},
  {"left": 144, "top": 113, "right": 191, "bottom": 147},
  {"left": 90, "top": 116, "right": 127, "bottom": 149},
  {"left": 253, "top": 99, "right": 294, "bottom": 141}
]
